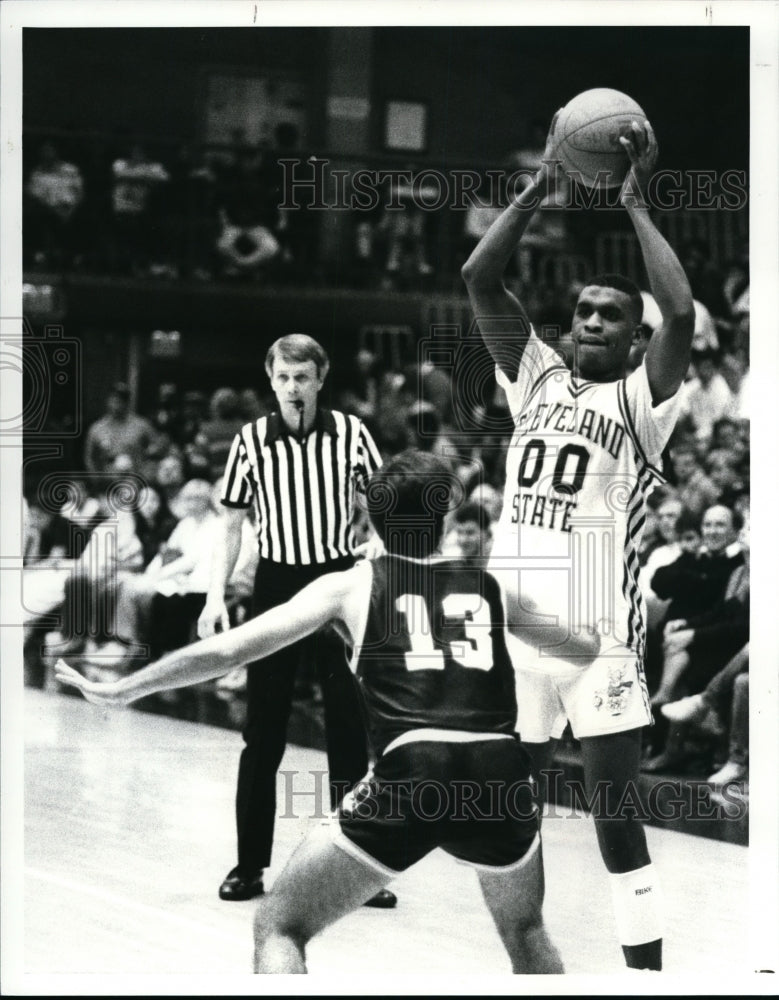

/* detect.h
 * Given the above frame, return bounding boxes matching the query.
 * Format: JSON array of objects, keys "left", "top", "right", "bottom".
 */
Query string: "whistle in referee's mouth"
[{"left": 292, "top": 398, "right": 305, "bottom": 437}]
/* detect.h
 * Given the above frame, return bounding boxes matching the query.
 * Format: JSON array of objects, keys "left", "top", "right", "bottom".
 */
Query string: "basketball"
[{"left": 552, "top": 88, "right": 648, "bottom": 189}]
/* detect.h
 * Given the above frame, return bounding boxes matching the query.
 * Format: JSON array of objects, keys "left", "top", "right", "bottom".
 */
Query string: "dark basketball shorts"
[{"left": 331, "top": 737, "right": 539, "bottom": 875}]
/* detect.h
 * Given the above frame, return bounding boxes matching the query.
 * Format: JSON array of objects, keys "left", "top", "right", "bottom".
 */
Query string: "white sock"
[{"left": 609, "top": 863, "right": 663, "bottom": 946}]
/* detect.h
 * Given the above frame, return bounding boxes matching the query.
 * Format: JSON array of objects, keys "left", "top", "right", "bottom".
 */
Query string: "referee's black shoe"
[
  {"left": 363, "top": 888, "right": 397, "bottom": 909},
  {"left": 219, "top": 866, "right": 265, "bottom": 901}
]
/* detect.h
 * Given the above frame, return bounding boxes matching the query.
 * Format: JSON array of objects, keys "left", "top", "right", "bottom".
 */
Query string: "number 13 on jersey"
[{"left": 395, "top": 593, "right": 494, "bottom": 672}]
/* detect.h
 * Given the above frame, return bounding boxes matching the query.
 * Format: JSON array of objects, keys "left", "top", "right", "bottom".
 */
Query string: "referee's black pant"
[{"left": 236, "top": 557, "right": 369, "bottom": 876}]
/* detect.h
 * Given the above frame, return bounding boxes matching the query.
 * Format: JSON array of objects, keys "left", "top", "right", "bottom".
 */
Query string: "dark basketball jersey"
[{"left": 353, "top": 555, "right": 517, "bottom": 756}]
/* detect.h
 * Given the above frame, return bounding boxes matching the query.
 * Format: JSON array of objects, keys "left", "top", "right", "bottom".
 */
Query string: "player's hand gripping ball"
[{"left": 551, "top": 88, "right": 648, "bottom": 189}]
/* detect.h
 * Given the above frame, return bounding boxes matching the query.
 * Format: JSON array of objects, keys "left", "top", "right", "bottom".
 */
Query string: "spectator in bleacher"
[
  {"left": 260, "top": 122, "right": 316, "bottom": 281},
  {"left": 720, "top": 350, "right": 751, "bottom": 422},
  {"left": 184, "top": 444, "right": 214, "bottom": 484},
  {"left": 404, "top": 358, "right": 460, "bottom": 446},
  {"left": 405, "top": 401, "right": 458, "bottom": 470},
  {"left": 722, "top": 244, "right": 749, "bottom": 318},
  {"left": 23, "top": 477, "right": 105, "bottom": 684},
  {"left": 706, "top": 448, "right": 747, "bottom": 508},
  {"left": 641, "top": 502, "right": 700, "bottom": 698},
  {"left": 419, "top": 358, "right": 456, "bottom": 430},
  {"left": 148, "top": 382, "right": 181, "bottom": 456},
  {"left": 649, "top": 504, "right": 745, "bottom": 709},
  {"left": 196, "top": 388, "right": 247, "bottom": 481},
  {"left": 110, "top": 478, "right": 217, "bottom": 672},
  {"left": 176, "top": 390, "right": 208, "bottom": 449},
  {"left": 662, "top": 642, "right": 749, "bottom": 788},
  {"left": 654, "top": 548, "right": 748, "bottom": 705},
  {"left": 153, "top": 453, "right": 187, "bottom": 515},
  {"left": 111, "top": 143, "right": 170, "bottom": 275},
  {"left": 648, "top": 516, "right": 749, "bottom": 776},
  {"left": 215, "top": 143, "right": 267, "bottom": 226},
  {"left": 441, "top": 500, "right": 493, "bottom": 559},
  {"left": 166, "top": 142, "right": 219, "bottom": 280},
  {"left": 710, "top": 418, "right": 750, "bottom": 477},
  {"left": 641, "top": 495, "right": 683, "bottom": 574},
  {"left": 681, "top": 240, "right": 729, "bottom": 320},
  {"left": 372, "top": 367, "right": 415, "bottom": 454},
  {"left": 639, "top": 290, "right": 663, "bottom": 338},
  {"left": 84, "top": 382, "right": 161, "bottom": 476},
  {"left": 54, "top": 484, "right": 147, "bottom": 664},
  {"left": 215, "top": 210, "right": 280, "bottom": 280},
  {"left": 461, "top": 173, "right": 502, "bottom": 268},
  {"left": 214, "top": 143, "right": 280, "bottom": 281},
  {"left": 336, "top": 349, "right": 380, "bottom": 425},
  {"left": 146, "top": 478, "right": 221, "bottom": 660},
  {"left": 134, "top": 484, "right": 178, "bottom": 567},
  {"left": 108, "top": 452, "right": 136, "bottom": 476},
  {"left": 637, "top": 500, "right": 664, "bottom": 567},
  {"left": 378, "top": 170, "right": 435, "bottom": 288},
  {"left": 691, "top": 299, "right": 719, "bottom": 353},
  {"left": 668, "top": 443, "right": 720, "bottom": 518},
  {"left": 238, "top": 387, "right": 266, "bottom": 423},
  {"left": 625, "top": 290, "right": 660, "bottom": 374},
  {"left": 468, "top": 482, "right": 504, "bottom": 524},
  {"left": 34, "top": 477, "right": 104, "bottom": 563},
  {"left": 709, "top": 666, "right": 749, "bottom": 794},
  {"left": 651, "top": 503, "right": 743, "bottom": 617},
  {"left": 462, "top": 196, "right": 502, "bottom": 261},
  {"left": 24, "top": 140, "right": 85, "bottom": 269},
  {"left": 730, "top": 287, "right": 750, "bottom": 358},
  {"left": 678, "top": 348, "right": 735, "bottom": 443},
  {"left": 718, "top": 351, "right": 746, "bottom": 395}
]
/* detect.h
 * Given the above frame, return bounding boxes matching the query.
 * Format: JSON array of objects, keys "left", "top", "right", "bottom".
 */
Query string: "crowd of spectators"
[
  {"left": 637, "top": 362, "right": 750, "bottom": 797},
  {"left": 21, "top": 351, "right": 506, "bottom": 723},
  {"left": 23, "top": 130, "right": 305, "bottom": 285},
  {"left": 15, "top": 133, "right": 520, "bottom": 292},
  {"left": 23, "top": 127, "right": 437, "bottom": 290},
  {"left": 631, "top": 262, "right": 750, "bottom": 808},
  {"left": 22, "top": 130, "right": 751, "bottom": 800}
]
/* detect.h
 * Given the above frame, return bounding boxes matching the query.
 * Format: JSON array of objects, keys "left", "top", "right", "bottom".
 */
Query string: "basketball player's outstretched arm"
[
  {"left": 461, "top": 112, "right": 561, "bottom": 380},
  {"left": 54, "top": 571, "right": 358, "bottom": 708},
  {"left": 620, "top": 122, "right": 695, "bottom": 402},
  {"left": 501, "top": 579, "right": 601, "bottom": 665}
]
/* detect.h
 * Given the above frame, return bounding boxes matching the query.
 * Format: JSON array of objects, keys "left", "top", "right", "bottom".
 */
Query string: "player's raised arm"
[
  {"left": 620, "top": 122, "right": 695, "bottom": 403},
  {"left": 55, "top": 570, "right": 356, "bottom": 707},
  {"left": 461, "top": 112, "right": 561, "bottom": 380}
]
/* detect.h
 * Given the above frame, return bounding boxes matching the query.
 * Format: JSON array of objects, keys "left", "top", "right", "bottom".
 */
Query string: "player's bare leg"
[
  {"left": 580, "top": 728, "right": 662, "bottom": 971},
  {"left": 477, "top": 836, "right": 564, "bottom": 974},
  {"left": 519, "top": 738, "right": 559, "bottom": 820},
  {"left": 252, "top": 820, "right": 389, "bottom": 973}
]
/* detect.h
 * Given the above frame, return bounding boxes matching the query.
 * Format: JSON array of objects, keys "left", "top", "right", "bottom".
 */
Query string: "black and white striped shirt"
[{"left": 220, "top": 409, "right": 382, "bottom": 566}]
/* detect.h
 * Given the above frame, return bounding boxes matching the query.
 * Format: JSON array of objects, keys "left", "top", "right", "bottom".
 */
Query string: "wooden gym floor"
[{"left": 6, "top": 687, "right": 769, "bottom": 995}]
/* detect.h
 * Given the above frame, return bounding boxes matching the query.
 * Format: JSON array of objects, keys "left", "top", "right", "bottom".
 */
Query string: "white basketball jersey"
[{"left": 490, "top": 332, "right": 681, "bottom": 659}]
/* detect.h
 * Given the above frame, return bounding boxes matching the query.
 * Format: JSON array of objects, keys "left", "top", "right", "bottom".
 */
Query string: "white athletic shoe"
[
  {"left": 708, "top": 760, "right": 747, "bottom": 786},
  {"left": 661, "top": 695, "right": 724, "bottom": 736}
]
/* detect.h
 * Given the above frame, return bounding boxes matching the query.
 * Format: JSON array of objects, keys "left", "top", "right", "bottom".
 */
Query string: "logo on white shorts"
[{"left": 593, "top": 663, "right": 633, "bottom": 715}]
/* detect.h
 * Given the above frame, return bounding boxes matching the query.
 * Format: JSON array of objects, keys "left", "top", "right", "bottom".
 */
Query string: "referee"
[{"left": 198, "top": 334, "right": 396, "bottom": 908}]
